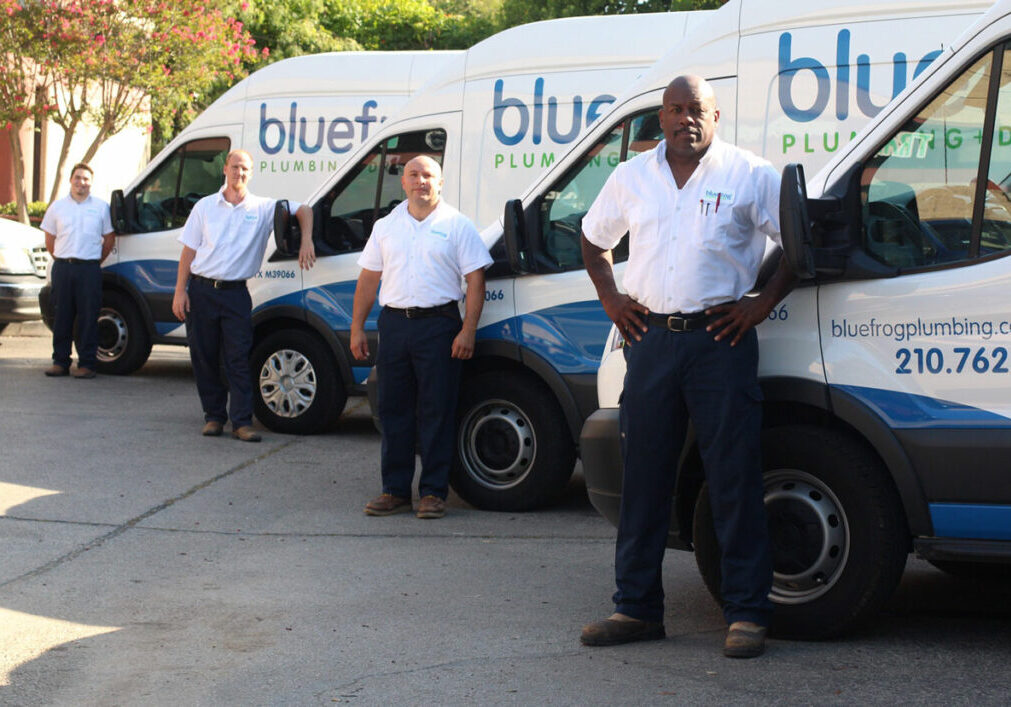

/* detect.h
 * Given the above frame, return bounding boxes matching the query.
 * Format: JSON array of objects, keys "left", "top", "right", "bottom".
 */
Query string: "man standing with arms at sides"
[
  {"left": 171, "top": 149, "right": 314, "bottom": 442},
  {"left": 41, "top": 162, "right": 115, "bottom": 379},
  {"left": 350, "top": 155, "right": 492, "bottom": 519},
  {"left": 579, "top": 75, "right": 795, "bottom": 658}
]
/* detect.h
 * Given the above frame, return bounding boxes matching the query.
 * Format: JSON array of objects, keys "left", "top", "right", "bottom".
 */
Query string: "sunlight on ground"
[
  {"left": 0, "top": 608, "right": 119, "bottom": 686},
  {"left": 0, "top": 482, "right": 60, "bottom": 515}
]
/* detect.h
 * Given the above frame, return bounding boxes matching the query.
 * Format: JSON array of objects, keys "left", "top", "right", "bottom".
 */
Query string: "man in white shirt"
[
  {"left": 350, "top": 156, "right": 492, "bottom": 519},
  {"left": 171, "top": 149, "right": 314, "bottom": 442},
  {"left": 579, "top": 75, "right": 795, "bottom": 658},
  {"left": 41, "top": 162, "right": 114, "bottom": 379}
]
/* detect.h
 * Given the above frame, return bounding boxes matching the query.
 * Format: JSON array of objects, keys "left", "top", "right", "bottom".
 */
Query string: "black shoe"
[{"left": 580, "top": 617, "right": 665, "bottom": 646}]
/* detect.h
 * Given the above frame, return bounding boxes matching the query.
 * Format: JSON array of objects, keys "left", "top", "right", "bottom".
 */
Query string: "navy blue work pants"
[
  {"left": 614, "top": 324, "right": 774, "bottom": 627},
  {"left": 376, "top": 307, "right": 462, "bottom": 500},
  {"left": 186, "top": 278, "right": 254, "bottom": 428},
  {"left": 51, "top": 259, "right": 102, "bottom": 369}
]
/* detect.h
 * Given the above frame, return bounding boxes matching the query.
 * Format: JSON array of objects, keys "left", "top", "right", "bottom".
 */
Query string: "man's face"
[
  {"left": 224, "top": 153, "right": 253, "bottom": 192},
  {"left": 658, "top": 78, "right": 719, "bottom": 161},
  {"left": 70, "top": 169, "right": 92, "bottom": 200},
  {"left": 400, "top": 157, "right": 443, "bottom": 209}
]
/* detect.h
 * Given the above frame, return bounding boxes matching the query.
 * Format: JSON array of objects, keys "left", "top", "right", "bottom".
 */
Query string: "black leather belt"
[
  {"left": 647, "top": 310, "right": 720, "bottom": 332},
  {"left": 190, "top": 274, "right": 247, "bottom": 290},
  {"left": 384, "top": 301, "right": 459, "bottom": 319},
  {"left": 54, "top": 257, "right": 99, "bottom": 264}
]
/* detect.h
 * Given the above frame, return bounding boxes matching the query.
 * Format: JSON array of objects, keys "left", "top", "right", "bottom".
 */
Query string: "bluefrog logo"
[
  {"left": 492, "top": 78, "right": 616, "bottom": 146},
  {"left": 259, "top": 101, "right": 382, "bottom": 156},
  {"left": 779, "top": 29, "right": 941, "bottom": 123}
]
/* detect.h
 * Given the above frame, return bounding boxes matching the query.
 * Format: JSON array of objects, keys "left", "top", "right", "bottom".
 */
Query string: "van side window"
[
  {"left": 316, "top": 129, "right": 446, "bottom": 256},
  {"left": 536, "top": 110, "right": 662, "bottom": 272},
  {"left": 130, "top": 138, "right": 230, "bottom": 233},
  {"left": 861, "top": 46, "right": 1011, "bottom": 269}
]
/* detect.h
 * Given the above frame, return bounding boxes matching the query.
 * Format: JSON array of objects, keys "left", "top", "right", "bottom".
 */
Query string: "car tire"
[
  {"left": 693, "top": 425, "right": 909, "bottom": 639},
  {"left": 450, "top": 371, "right": 576, "bottom": 511},
  {"left": 251, "top": 329, "right": 344, "bottom": 434},
  {"left": 96, "top": 290, "right": 152, "bottom": 375}
]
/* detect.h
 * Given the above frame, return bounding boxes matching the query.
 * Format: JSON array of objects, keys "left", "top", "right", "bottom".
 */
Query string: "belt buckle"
[
  {"left": 666, "top": 315, "right": 688, "bottom": 332},
  {"left": 405, "top": 307, "right": 419, "bottom": 319},
  {"left": 213, "top": 279, "right": 223, "bottom": 289}
]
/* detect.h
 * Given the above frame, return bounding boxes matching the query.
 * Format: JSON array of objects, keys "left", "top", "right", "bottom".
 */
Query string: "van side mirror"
[
  {"left": 110, "top": 189, "right": 130, "bottom": 234},
  {"left": 779, "top": 164, "right": 816, "bottom": 279},
  {"left": 273, "top": 199, "right": 301, "bottom": 256},
  {"left": 503, "top": 198, "right": 530, "bottom": 274}
]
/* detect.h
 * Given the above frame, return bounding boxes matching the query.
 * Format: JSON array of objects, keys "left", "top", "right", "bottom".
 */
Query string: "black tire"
[
  {"left": 96, "top": 290, "right": 152, "bottom": 375},
  {"left": 451, "top": 371, "right": 576, "bottom": 511},
  {"left": 251, "top": 329, "right": 345, "bottom": 434},
  {"left": 693, "top": 425, "right": 909, "bottom": 639},
  {"left": 927, "top": 560, "right": 1011, "bottom": 582}
]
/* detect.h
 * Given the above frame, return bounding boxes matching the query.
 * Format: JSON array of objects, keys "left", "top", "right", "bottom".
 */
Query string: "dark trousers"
[
  {"left": 614, "top": 325, "right": 774, "bottom": 626},
  {"left": 51, "top": 259, "right": 102, "bottom": 369},
  {"left": 186, "top": 278, "right": 254, "bottom": 427},
  {"left": 376, "top": 307, "right": 462, "bottom": 500}
]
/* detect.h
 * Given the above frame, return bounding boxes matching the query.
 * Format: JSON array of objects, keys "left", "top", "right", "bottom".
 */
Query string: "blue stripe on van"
[
  {"left": 930, "top": 503, "right": 1011, "bottom": 540},
  {"left": 834, "top": 385, "right": 1011, "bottom": 429},
  {"left": 105, "top": 259, "right": 177, "bottom": 294}
]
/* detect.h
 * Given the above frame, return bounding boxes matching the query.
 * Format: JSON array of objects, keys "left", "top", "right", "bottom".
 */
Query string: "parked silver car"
[{"left": 0, "top": 218, "right": 50, "bottom": 331}]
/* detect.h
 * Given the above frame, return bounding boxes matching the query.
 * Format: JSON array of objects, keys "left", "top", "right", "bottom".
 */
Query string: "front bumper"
[{"left": 0, "top": 275, "right": 46, "bottom": 322}]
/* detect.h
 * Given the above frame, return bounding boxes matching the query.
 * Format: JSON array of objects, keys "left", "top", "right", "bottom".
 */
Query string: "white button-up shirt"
[
  {"left": 582, "top": 136, "right": 781, "bottom": 314},
  {"left": 179, "top": 188, "right": 286, "bottom": 281},
  {"left": 358, "top": 200, "right": 492, "bottom": 308},
  {"left": 40, "top": 195, "right": 112, "bottom": 260}
]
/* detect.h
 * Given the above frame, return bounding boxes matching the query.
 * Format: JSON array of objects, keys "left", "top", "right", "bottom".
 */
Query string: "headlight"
[
  {"left": 606, "top": 324, "right": 625, "bottom": 353},
  {"left": 0, "top": 246, "right": 35, "bottom": 275}
]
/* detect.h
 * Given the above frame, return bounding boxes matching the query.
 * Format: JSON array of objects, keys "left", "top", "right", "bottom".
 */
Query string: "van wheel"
[
  {"left": 451, "top": 372, "right": 575, "bottom": 511},
  {"left": 96, "top": 291, "right": 152, "bottom": 375},
  {"left": 251, "top": 329, "right": 344, "bottom": 434},
  {"left": 692, "top": 425, "right": 908, "bottom": 639}
]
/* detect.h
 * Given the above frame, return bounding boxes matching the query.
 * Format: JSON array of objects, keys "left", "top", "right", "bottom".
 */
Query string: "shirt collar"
[{"left": 215, "top": 186, "right": 250, "bottom": 209}]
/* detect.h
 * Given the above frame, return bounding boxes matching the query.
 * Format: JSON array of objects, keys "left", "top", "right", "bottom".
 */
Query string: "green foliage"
[
  {"left": 499, "top": 0, "right": 724, "bottom": 26},
  {"left": 0, "top": 201, "right": 48, "bottom": 219}
]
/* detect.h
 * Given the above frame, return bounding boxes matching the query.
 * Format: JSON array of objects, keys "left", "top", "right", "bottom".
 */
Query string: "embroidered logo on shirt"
[
  {"left": 430, "top": 229, "right": 449, "bottom": 240},
  {"left": 244, "top": 213, "right": 259, "bottom": 223}
]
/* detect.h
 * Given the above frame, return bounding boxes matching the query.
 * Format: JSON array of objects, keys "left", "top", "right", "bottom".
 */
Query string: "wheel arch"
[
  {"left": 670, "top": 376, "right": 928, "bottom": 545},
  {"left": 101, "top": 272, "right": 157, "bottom": 341},
  {"left": 467, "top": 339, "right": 584, "bottom": 445},
  {"left": 252, "top": 305, "right": 354, "bottom": 394}
]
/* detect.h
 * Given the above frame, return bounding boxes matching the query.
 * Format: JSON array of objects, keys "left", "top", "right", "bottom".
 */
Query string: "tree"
[
  {"left": 0, "top": 0, "right": 60, "bottom": 223},
  {"left": 498, "top": 0, "right": 725, "bottom": 27}
]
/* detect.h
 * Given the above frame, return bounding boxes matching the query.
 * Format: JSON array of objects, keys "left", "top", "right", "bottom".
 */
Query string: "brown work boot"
[
  {"left": 232, "top": 425, "right": 262, "bottom": 442},
  {"left": 364, "top": 493, "right": 412, "bottom": 516},
  {"left": 201, "top": 421, "right": 224, "bottom": 437},
  {"left": 73, "top": 366, "right": 97, "bottom": 379},
  {"left": 44, "top": 364, "right": 69, "bottom": 377},
  {"left": 416, "top": 495, "right": 447, "bottom": 519},
  {"left": 580, "top": 614, "right": 665, "bottom": 646},
  {"left": 723, "top": 621, "right": 767, "bottom": 658}
]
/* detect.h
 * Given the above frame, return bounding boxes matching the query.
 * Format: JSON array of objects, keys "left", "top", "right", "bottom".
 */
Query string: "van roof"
[{"left": 187, "top": 51, "right": 462, "bottom": 132}]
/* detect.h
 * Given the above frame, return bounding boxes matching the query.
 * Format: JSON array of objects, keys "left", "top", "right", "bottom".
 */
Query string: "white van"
[
  {"left": 39, "top": 51, "right": 461, "bottom": 368},
  {"left": 433, "top": 0, "right": 992, "bottom": 511},
  {"left": 254, "top": 11, "right": 713, "bottom": 429},
  {"left": 582, "top": 0, "right": 1011, "bottom": 637}
]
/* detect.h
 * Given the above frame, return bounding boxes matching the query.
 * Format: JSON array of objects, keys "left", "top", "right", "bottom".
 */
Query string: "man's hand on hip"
[
  {"left": 706, "top": 296, "right": 773, "bottom": 346},
  {"left": 602, "top": 292, "right": 649, "bottom": 343}
]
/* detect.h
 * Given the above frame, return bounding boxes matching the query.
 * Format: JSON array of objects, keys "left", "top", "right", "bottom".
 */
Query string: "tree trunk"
[
  {"left": 6, "top": 125, "right": 30, "bottom": 225},
  {"left": 80, "top": 123, "right": 112, "bottom": 166},
  {"left": 48, "top": 114, "right": 83, "bottom": 205}
]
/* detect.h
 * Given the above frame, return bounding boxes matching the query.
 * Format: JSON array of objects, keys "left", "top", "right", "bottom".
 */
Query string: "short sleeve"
[
  {"left": 454, "top": 217, "right": 493, "bottom": 274},
  {"left": 178, "top": 202, "right": 205, "bottom": 250},
  {"left": 581, "top": 167, "right": 629, "bottom": 251},
  {"left": 751, "top": 163, "right": 782, "bottom": 247},
  {"left": 40, "top": 206, "right": 57, "bottom": 235},
  {"left": 100, "top": 202, "right": 113, "bottom": 234},
  {"left": 357, "top": 227, "right": 384, "bottom": 272}
]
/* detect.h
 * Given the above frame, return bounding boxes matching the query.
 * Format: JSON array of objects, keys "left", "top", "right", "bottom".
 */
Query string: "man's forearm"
[
  {"left": 175, "top": 247, "right": 196, "bottom": 293},
  {"left": 351, "top": 269, "right": 381, "bottom": 331},
  {"left": 462, "top": 269, "right": 485, "bottom": 332},
  {"left": 581, "top": 235, "right": 619, "bottom": 303}
]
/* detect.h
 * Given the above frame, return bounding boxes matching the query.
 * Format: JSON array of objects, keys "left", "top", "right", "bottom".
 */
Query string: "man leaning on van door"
[
  {"left": 580, "top": 75, "right": 795, "bottom": 658},
  {"left": 171, "top": 149, "right": 315, "bottom": 442},
  {"left": 41, "top": 162, "right": 115, "bottom": 379}
]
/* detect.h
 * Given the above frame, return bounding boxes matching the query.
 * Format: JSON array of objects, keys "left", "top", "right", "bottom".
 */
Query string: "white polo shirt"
[
  {"left": 40, "top": 195, "right": 112, "bottom": 260},
  {"left": 582, "top": 136, "right": 781, "bottom": 314},
  {"left": 178, "top": 188, "right": 286, "bottom": 281},
  {"left": 358, "top": 200, "right": 492, "bottom": 308}
]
